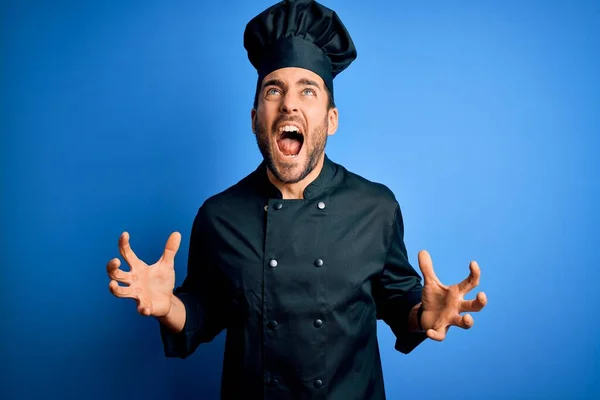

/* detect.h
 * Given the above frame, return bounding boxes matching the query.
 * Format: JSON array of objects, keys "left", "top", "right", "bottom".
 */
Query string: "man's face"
[{"left": 252, "top": 67, "right": 338, "bottom": 184}]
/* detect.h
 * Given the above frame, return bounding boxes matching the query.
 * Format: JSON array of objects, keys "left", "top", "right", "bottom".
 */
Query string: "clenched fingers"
[
  {"left": 457, "top": 261, "right": 481, "bottom": 293},
  {"left": 451, "top": 313, "right": 474, "bottom": 329},
  {"left": 109, "top": 280, "right": 136, "bottom": 299},
  {"left": 136, "top": 291, "right": 154, "bottom": 316},
  {"left": 137, "top": 302, "right": 153, "bottom": 316},
  {"left": 426, "top": 324, "right": 450, "bottom": 342},
  {"left": 426, "top": 313, "right": 474, "bottom": 341},
  {"left": 460, "top": 292, "right": 487, "bottom": 313},
  {"left": 106, "top": 258, "right": 132, "bottom": 284}
]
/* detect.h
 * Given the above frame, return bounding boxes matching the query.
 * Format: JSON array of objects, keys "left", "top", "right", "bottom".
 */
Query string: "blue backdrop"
[{"left": 2, "top": 0, "right": 599, "bottom": 399}]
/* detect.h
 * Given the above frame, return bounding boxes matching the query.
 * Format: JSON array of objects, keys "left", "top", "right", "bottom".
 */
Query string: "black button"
[
  {"left": 313, "top": 379, "right": 323, "bottom": 388},
  {"left": 317, "top": 201, "right": 326, "bottom": 210},
  {"left": 274, "top": 203, "right": 283, "bottom": 210},
  {"left": 314, "top": 258, "right": 323, "bottom": 267},
  {"left": 313, "top": 319, "right": 323, "bottom": 328},
  {"left": 269, "top": 259, "right": 278, "bottom": 268},
  {"left": 267, "top": 320, "right": 278, "bottom": 329}
]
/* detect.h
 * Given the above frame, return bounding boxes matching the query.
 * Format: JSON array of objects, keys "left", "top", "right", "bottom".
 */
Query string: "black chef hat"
[{"left": 244, "top": 0, "right": 357, "bottom": 98}]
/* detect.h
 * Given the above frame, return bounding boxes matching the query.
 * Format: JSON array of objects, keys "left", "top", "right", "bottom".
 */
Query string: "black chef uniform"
[
  {"left": 160, "top": 1, "right": 427, "bottom": 399},
  {"left": 161, "top": 156, "right": 427, "bottom": 399}
]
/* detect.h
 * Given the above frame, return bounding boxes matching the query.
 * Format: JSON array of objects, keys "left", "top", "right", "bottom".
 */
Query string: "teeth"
[{"left": 281, "top": 125, "right": 300, "bottom": 133}]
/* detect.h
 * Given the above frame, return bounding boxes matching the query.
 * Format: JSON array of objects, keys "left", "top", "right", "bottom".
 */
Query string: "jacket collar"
[{"left": 253, "top": 153, "right": 338, "bottom": 200}]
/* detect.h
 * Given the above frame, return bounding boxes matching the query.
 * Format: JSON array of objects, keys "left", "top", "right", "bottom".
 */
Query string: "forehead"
[{"left": 261, "top": 67, "right": 325, "bottom": 88}]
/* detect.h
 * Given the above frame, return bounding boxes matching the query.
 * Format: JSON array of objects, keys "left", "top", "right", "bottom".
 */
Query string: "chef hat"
[{"left": 243, "top": 0, "right": 357, "bottom": 98}]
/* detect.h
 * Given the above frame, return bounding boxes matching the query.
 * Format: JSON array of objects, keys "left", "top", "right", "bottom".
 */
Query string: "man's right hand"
[{"left": 107, "top": 231, "right": 182, "bottom": 317}]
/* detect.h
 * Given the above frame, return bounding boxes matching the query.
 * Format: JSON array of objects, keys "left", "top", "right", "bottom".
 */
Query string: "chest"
[{"left": 211, "top": 195, "right": 390, "bottom": 310}]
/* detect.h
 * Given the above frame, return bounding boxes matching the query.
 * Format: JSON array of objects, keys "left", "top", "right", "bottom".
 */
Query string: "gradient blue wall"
[{"left": 2, "top": 0, "right": 599, "bottom": 399}]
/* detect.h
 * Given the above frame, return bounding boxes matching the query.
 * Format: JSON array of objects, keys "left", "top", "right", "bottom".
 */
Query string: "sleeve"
[
  {"left": 160, "top": 205, "right": 230, "bottom": 358},
  {"left": 373, "top": 202, "right": 427, "bottom": 354}
]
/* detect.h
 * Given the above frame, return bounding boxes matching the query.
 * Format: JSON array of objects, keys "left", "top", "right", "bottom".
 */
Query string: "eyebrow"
[
  {"left": 261, "top": 78, "right": 322, "bottom": 90},
  {"left": 262, "top": 79, "right": 285, "bottom": 90},
  {"left": 297, "top": 78, "right": 321, "bottom": 89}
]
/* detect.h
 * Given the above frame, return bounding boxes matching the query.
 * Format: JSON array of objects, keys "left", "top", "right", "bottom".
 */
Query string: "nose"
[{"left": 280, "top": 91, "right": 299, "bottom": 114}]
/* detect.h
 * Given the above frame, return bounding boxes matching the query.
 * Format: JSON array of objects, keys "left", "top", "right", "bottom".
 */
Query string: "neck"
[{"left": 267, "top": 154, "right": 325, "bottom": 199}]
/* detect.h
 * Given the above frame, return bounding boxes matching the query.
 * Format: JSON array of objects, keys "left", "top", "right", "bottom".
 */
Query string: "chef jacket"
[{"left": 160, "top": 154, "right": 427, "bottom": 399}]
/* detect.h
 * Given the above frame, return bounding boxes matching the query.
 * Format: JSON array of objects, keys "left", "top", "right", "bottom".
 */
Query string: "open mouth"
[{"left": 276, "top": 125, "right": 304, "bottom": 157}]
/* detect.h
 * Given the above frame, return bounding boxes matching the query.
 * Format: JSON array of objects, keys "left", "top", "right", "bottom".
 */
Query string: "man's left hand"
[{"left": 417, "top": 250, "right": 487, "bottom": 341}]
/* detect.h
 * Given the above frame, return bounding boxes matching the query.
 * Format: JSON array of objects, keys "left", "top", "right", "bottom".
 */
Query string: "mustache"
[{"left": 271, "top": 116, "right": 305, "bottom": 133}]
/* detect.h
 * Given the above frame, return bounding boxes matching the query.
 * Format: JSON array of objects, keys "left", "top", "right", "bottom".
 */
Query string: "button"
[
  {"left": 314, "top": 258, "right": 324, "bottom": 267},
  {"left": 313, "top": 319, "right": 323, "bottom": 328},
  {"left": 267, "top": 378, "right": 279, "bottom": 387},
  {"left": 317, "top": 201, "right": 326, "bottom": 210},
  {"left": 267, "top": 320, "right": 278, "bottom": 329},
  {"left": 313, "top": 379, "right": 323, "bottom": 389},
  {"left": 274, "top": 203, "right": 283, "bottom": 210},
  {"left": 269, "top": 259, "right": 278, "bottom": 268}
]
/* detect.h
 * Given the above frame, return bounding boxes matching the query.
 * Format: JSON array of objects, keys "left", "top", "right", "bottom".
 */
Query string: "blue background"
[{"left": 2, "top": 0, "right": 599, "bottom": 399}]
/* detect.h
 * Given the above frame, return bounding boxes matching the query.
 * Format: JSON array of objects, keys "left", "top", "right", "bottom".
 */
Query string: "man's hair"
[{"left": 253, "top": 83, "right": 336, "bottom": 110}]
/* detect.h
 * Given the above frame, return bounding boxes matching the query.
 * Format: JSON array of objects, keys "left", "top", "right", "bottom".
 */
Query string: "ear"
[
  {"left": 327, "top": 107, "right": 339, "bottom": 136},
  {"left": 251, "top": 108, "right": 257, "bottom": 134}
]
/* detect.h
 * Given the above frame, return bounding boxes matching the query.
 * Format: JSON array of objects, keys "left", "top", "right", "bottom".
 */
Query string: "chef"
[{"left": 107, "top": 1, "right": 488, "bottom": 399}]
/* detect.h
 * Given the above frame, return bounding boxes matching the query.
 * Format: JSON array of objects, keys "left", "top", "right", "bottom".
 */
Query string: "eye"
[
  {"left": 266, "top": 88, "right": 281, "bottom": 96},
  {"left": 302, "top": 88, "right": 316, "bottom": 96}
]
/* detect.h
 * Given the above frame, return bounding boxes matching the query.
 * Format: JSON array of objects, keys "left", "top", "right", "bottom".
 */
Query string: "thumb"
[
  {"left": 161, "top": 232, "right": 182, "bottom": 265},
  {"left": 418, "top": 250, "right": 439, "bottom": 285}
]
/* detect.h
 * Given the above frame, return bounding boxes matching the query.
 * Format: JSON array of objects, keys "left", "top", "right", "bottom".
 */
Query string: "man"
[{"left": 107, "top": 1, "right": 487, "bottom": 399}]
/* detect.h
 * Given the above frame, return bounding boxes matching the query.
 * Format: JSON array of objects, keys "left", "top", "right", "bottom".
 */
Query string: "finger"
[
  {"left": 137, "top": 299, "right": 152, "bottom": 316},
  {"left": 426, "top": 328, "right": 445, "bottom": 342},
  {"left": 160, "top": 232, "right": 182, "bottom": 265},
  {"left": 426, "top": 319, "right": 449, "bottom": 341},
  {"left": 457, "top": 260, "right": 481, "bottom": 293},
  {"left": 137, "top": 306, "right": 152, "bottom": 316},
  {"left": 417, "top": 250, "right": 440, "bottom": 285},
  {"left": 108, "top": 280, "right": 136, "bottom": 299},
  {"left": 451, "top": 313, "right": 474, "bottom": 329},
  {"left": 119, "top": 232, "right": 141, "bottom": 266},
  {"left": 106, "top": 258, "right": 132, "bottom": 284},
  {"left": 106, "top": 257, "right": 121, "bottom": 274},
  {"left": 460, "top": 292, "right": 487, "bottom": 313}
]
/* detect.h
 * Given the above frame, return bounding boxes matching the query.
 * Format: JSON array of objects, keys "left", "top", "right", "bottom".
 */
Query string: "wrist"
[
  {"left": 157, "top": 294, "right": 181, "bottom": 329},
  {"left": 417, "top": 303, "right": 424, "bottom": 331},
  {"left": 408, "top": 302, "right": 425, "bottom": 332}
]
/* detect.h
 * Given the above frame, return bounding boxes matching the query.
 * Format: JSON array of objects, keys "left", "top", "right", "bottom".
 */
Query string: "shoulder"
[
  {"left": 329, "top": 160, "right": 405, "bottom": 230},
  {"left": 196, "top": 168, "right": 262, "bottom": 221},
  {"left": 335, "top": 162, "right": 399, "bottom": 209}
]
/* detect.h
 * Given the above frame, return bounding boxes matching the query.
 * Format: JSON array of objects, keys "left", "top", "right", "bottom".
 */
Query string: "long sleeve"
[
  {"left": 160, "top": 205, "right": 230, "bottom": 358},
  {"left": 373, "top": 202, "right": 427, "bottom": 354}
]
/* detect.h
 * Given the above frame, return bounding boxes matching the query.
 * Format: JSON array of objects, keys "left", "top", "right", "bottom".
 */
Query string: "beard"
[{"left": 254, "top": 115, "right": 328, "bottom": 184}]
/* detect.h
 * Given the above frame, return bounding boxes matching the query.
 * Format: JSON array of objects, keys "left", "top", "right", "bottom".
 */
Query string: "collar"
[{"left": 252, "top": 154, "right": 338, "bottom": 200}]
